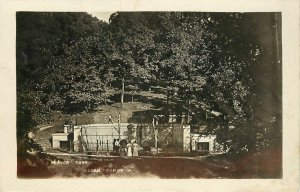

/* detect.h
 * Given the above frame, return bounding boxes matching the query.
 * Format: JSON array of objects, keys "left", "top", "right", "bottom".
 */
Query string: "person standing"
[
  {"left": 132, "top": 141, "right": 139, "bottom": 157},
  {"left": 119, "top": 139, "right": 127, "bottom": 157},
  {"left": 113, "top": 138, "right": 116, "bottom": 152},
  {"left": 127, "top": 141, "right": 133, "bottom": 157},
  {"left": 108, "top": 114, "right": 113, "bottom": 124},
  {"left": 120, "top": 146, "right": 127, "bottom": 157},
  {"left": 115, "top": 139, "right": 120, "bottom": 153}
]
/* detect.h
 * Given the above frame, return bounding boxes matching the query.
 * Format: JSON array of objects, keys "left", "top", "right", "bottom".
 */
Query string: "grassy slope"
[{"left": 35, "top": 91, "right": 165, "bottom": 150}]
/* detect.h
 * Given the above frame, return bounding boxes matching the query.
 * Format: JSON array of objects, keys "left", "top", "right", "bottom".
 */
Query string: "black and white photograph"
[
  {"left": 16, "top": 11, "right": 283, "bottom": 179},
  {"left": 0, "top": 0, "right": 299, "bottom": 190}
]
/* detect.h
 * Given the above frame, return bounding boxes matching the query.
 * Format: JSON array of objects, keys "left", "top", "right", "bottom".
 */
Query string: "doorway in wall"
[{"left": 197, "top": 142, "right": 209, "bottom": 152}]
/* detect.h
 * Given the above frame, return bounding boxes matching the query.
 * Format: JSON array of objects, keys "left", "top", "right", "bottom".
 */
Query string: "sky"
[{"left": 89, "top": 12, "right": 115, "bottom": 23}]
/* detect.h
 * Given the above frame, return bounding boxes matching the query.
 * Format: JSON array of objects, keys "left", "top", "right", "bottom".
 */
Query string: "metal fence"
[{"left": 80, "top": 123, "right": 132, "bottom": 152}]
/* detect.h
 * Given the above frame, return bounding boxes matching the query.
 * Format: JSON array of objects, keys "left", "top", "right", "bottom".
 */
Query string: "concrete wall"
[
  {"left": 67, "top": 123, "right": 222, "bottom": 153},
  {"left": 52, "top": 140, "right": 60, "bottom": 149},
  {"left": 183, "top": 125, "right": 191, "bottom": 152},
  {"left": 182, "top": 126, "right": 221, "bottom": 153},
  {"left": 73, "top": 126, "right": 82, "bottom": 152},
  {"left": 52, "top": 133, "right": 69, "bottom": 149},
  {"left": 64, "top": 125, "right": 74, "bottom": 133},
  {"left": 191, "top": 134, "right": 217, "bottom": 152}
]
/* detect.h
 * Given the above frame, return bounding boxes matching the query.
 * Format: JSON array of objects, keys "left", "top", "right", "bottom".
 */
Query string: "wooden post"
[
  {"left": 84, "top": 127, "right": 89, "bottom": 151},
  {"left": 107, "top": 140, "right": 109, "bottom": 153},
  {"left": 69, "top": 139, "right": 72, "bottom": 152},
  {"left": 96, "top": 139, "right": 99, "bottom": 153},
  {"left": 118, "top": 112, "right": 121, "bottom": 139}
]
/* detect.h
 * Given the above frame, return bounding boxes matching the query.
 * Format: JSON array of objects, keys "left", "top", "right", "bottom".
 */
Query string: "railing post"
[
  {"left": 107, "top": 140, "right": 109, "bottom": 153},
  {"left": 96, "top": 139, "right": 99, "bottom": 153}
]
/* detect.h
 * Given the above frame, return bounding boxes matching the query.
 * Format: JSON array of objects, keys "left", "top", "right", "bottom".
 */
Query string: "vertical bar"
[
  {"left": 156, "top": 125, "right": 159, "bottom": 154},
  {"left": 96, "top": 132, "right": 98, "bottom": 152},
  {"left": 118, "top": 112, "right": 121, "bottom": 139},
  {"left": 172, "top": 112, "right": 174, "bottom": 144},
  {"left": 96, "top": 139, "right": 99, "bottom": 152},
  {"left": 102, "top": 136, "right": 103, "bottom": 150},
  {"left": 107, "top": 140, "right": 109, "bottom": 153}
]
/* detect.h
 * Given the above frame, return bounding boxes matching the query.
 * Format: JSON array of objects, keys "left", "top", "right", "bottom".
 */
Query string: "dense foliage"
[{"left": 17, "top": 12, "right": 281, "bottom": 154}]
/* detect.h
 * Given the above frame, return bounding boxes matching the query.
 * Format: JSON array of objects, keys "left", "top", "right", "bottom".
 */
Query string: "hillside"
[{"left": 35, "top": 91, "right": 165, "bottom": 151}]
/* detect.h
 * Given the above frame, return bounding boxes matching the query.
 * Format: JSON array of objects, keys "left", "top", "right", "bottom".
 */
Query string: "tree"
[
  {"left": 109, "top": 12, "right": 157, "bottom": 106},
  {"left": 186, "top": 13, "right": 281, "bottom": 153},
  {"left": 17, "top": 11, "right": 281, "bottom": 156},
  {"left": 16, "top": 12, "right": 109, "bottom": 148}
]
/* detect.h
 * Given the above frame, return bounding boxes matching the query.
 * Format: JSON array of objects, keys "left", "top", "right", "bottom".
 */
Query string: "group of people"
[
  {"left": 109, "top": 113, "right": 139, "bottom": 157},
  {"left": 126, "top": 140, "right": 139, "bottom": 157},
  {"left": 114, "top": 139, "right": 138, "bottom": 157}
]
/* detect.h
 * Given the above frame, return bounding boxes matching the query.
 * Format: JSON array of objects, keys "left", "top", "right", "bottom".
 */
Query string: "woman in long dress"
[
  {"left": 132, "top": 141, "right": 138, "bottom": 156},
  {"left": 127, "top": 142, "right": 133, "bottom": 157}
]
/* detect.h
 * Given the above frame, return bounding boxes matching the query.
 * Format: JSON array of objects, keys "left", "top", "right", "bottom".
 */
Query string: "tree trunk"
[
  {"left": 121, "top": 78, "right": 125, "bottom": 106},
  {"left": 171, "top": 111, "right": 174, "bottom": 143},
  {"left": 167, "top": 90, "right": 169, "bottom": 106},
  {"left": 187, "top": 98, "right": 191, "bottom": 124}
]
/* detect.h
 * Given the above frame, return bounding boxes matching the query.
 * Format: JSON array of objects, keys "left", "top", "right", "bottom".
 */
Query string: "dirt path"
[{"left": 38, "top": 125, "right": 53, "bottom": 131}]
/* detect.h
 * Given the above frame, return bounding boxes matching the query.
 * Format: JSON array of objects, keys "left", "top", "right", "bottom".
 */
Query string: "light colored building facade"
[
  {"left": 183, "top": 125, "right": 223, "bottom": 153},
  {"left": 52, "top": 123, "right": 222, "bottom": 154}
]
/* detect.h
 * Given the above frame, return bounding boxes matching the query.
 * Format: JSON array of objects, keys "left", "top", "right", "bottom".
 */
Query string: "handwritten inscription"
[
  {"left": 51, "top": 160, "right": 88, "bottom": 165},
  {"left": 85, "top": 168, "right": 126, "bottom": 173}
]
